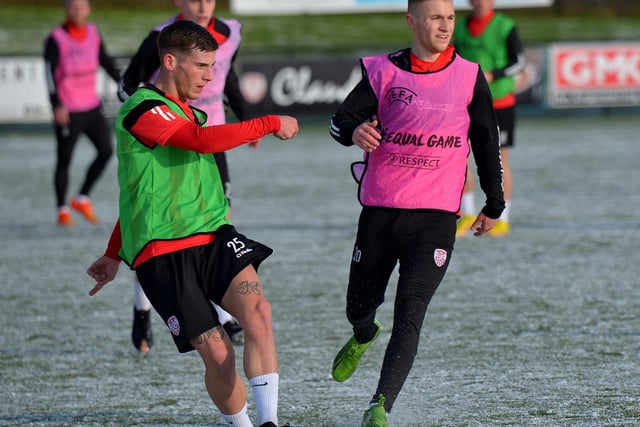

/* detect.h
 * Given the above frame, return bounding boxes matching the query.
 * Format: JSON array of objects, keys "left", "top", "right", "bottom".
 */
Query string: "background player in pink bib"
[{"left": 44, "top": 0, "right": 120, "bottom": 226}]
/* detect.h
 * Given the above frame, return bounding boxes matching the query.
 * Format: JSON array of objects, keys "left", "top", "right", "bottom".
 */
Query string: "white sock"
[
  {"left": 220, "top": 402, "right": 253, "bottom": 427},
  {"left": 214, "top": 304, "right": 233, "bottom": 325},
  {"left": 134, "top": 281, "right": 152, "bottom": 311},
  {"left": 250, "top": 373, "right": 279, "bottom": 426},
  {"left": 461, "top": 193, "right": 475, "bottom": 216},
  {"left": 502, "top": 200, "right": 511, "bottom": 223},
  {"left": 75, "top": 194, "right": 90, "bottom": 202}
]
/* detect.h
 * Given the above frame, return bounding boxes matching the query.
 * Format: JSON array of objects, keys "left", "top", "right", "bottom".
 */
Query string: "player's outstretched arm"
[{"left": 273, "top": 115, "right": 299, "bottom": 140}]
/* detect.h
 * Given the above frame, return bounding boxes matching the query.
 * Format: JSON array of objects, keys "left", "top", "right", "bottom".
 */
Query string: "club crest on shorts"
[
  {"left": 434, "top": 248, "right": 447, "bottom": 267},
  {"left": 167, "top": 315, "right": 180, "bottom": 336}
]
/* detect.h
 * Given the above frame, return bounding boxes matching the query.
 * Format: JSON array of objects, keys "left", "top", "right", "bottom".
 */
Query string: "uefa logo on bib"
[{"left": 434, "top": 248, "right": 447, "bottom": 267}]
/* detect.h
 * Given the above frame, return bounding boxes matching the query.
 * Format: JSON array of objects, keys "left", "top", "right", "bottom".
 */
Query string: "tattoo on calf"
[{"left": 236, "top": 280, "right": 263, "bottom": 295}]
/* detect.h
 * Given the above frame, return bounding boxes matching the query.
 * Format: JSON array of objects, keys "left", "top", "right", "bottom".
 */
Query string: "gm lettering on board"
[
  {"left": 555, "top": 44, "right": 640, "bottom": 88},
  {"left": 548, "top": 42, "right": 640, "bottom": 108}
]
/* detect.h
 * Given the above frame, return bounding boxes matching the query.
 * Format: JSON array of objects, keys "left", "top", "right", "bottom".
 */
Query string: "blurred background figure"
[
  {"left": 452, "top": 0, "right": 525, "bottom": 237},
  {"left": 44, "top": 0, "right": 120, "bottom": 226}
]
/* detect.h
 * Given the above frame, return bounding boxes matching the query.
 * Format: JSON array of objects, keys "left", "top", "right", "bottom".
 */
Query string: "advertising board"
[
  {"left": 547, "top": 42, "right": 640, "bottom": 108},
  {"left": 0, "top": 57, "right": 124, "bottom": 124},
  {"left": 238, "top": 48, "right": 545, "bottom": 116},
  {"left": 230, "top": 0, "right": 554, "bottom": 15}
]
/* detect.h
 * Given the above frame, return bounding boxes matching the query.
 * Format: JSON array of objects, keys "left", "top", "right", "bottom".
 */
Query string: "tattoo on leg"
[
  {"left": 236, "top": 280, "right": 263, "bottom": 296},
  {"left": 194, "top": 325, "right": 224, "bottom": 346}
]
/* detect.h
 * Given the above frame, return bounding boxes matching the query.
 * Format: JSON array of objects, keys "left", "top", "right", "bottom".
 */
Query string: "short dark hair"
[
  {"left": 157, "top": 20, "right": 218, "bottom": 60},
  {"left": 408, "top": 0, "right": 450, "bottom": 12}
]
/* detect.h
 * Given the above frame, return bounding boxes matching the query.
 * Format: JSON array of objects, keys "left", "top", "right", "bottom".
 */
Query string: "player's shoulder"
[
  {"left": 493, "top": 11, "right": 516, "bottom": 28},
  {"left": 213, "top": 17, "right": 232, "bottom": 37}
]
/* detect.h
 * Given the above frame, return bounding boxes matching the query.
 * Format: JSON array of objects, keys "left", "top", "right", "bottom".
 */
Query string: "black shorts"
[
  {"left": 496, "top": 106, "right": 515, "bottom": 148},
  {"left": 346, "top": 207, "right": 457, "bottom": 322},
  {"left": 135, "top": 224, "right": 273, "bottom": 353}
]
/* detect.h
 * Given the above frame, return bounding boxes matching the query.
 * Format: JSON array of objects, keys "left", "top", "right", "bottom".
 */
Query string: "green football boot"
[
  {"left": 362, "top": 395, "right": 388, "bottom": 427},
  {"left": 332, "top": 320, "right": 381, "bottom": 382}
]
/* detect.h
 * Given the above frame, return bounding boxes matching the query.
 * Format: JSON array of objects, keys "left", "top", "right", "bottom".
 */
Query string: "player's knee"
[
  {"left": 201, "top": 343, "right": 236, "bottom": 373},
  {"left": 204, "top": 358, "right": 238, "bottom": 389},
  {"left": 242, "top": 298, "right": 273, "bottom": 338},
  {"left": 98, "top": 145, "right": 113, "bottom": 161}
]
